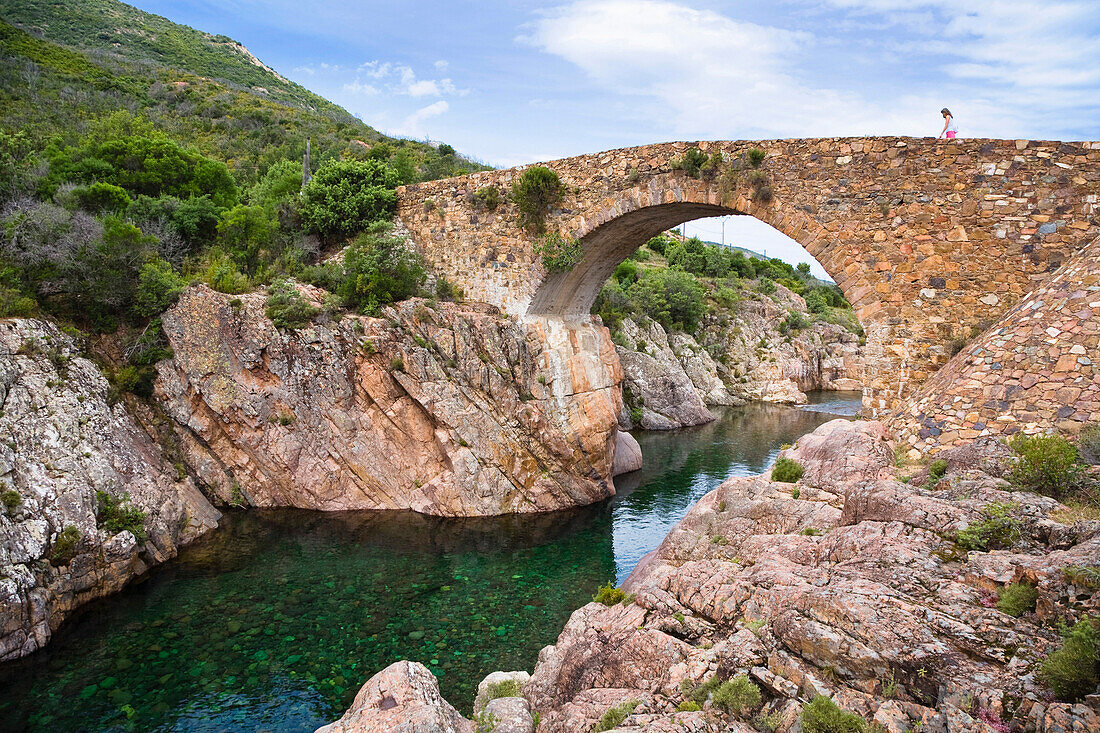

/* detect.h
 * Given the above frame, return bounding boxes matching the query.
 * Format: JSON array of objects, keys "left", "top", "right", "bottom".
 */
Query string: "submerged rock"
[
  {"left": 157, "top": 286, "right": 624, "bottom": 516},
  {"left": 0, "top": 319, "right": 219, "bottom": 662}
]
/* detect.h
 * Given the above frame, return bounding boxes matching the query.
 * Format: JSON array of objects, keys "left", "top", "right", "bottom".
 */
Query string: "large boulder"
[
  {"left": 315, "top": 661, "right": 473, "bottom": 733},
  {"left": 614, "top": 318, "right": 714, "bottom": 430}
]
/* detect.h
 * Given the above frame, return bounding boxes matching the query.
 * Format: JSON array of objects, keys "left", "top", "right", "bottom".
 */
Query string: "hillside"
[{"left": 0, "top": 0, "right": 487, "bottom": 184}]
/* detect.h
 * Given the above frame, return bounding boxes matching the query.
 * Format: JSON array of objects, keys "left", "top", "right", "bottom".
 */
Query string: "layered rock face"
[
  {"left": 616, "top": 284, "right": 863, "bottom": 429},
  {"left": 157, "top": 285, "right": 624, "bottom": 516},
  {"left": 0, "top": 319, "right": 220, "bottom": 662},
  {"left": 517, "top": 419, "right": 1099, "bottom": 732}
]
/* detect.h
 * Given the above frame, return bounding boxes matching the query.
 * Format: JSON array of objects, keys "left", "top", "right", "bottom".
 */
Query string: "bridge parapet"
[{"left": 399, "top": 137, "right": 1100, "bottom": 413}]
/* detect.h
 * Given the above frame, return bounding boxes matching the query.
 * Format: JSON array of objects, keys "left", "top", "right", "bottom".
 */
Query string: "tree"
[
  {"left": 299, "top": 159, "right": 398, "bottom": 241},
  {"left": 797, "top": 262, "right": 811, "bottom": 276},
  {"left": 217, "top": 204, "right": 273, "bottom": 274},
  {"left": 337, "top": 223, "right": 424, "bottom": 314},
  {"left": 249, "top": 160, "right": 302, "bottom": 212},
  {"left": 133, "top": 258, "right": 185, "bottom": 317}
]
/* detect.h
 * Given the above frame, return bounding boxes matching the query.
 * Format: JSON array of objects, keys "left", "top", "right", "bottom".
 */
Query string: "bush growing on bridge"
[
  {"left": 510, "top": 165, "right": 564, "bottom": 234},
  {"left": 534, "top": 232, "right": 582, "bottom": 273},
  {"left": 673, "top": 147, "right": 709, "bottom": 178},
  {"left": 472, "top": 185, "right": 502, "bottom": 211}
]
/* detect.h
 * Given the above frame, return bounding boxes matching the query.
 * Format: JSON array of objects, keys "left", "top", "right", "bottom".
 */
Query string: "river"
[{"left": 0, "top": 392, "right": 860, "bottom": 732}]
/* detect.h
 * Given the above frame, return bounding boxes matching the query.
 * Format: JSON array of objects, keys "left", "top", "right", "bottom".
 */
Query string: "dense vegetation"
[
  {"left": 0, "top": 0, "right": 484, "bottom": 394},
  {"left": 592, "top": 232, "right": 859, "bottom": 338}
]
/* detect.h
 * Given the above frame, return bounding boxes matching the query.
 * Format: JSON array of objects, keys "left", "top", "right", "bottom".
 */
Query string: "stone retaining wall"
[{"left": 891, "top": 235, "right": 1100, "bottom": 456}]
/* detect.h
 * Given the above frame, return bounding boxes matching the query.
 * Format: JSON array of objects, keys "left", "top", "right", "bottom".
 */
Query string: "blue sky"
[{"left": 132, "top": 0, "right": 1100, "bottom": 277}]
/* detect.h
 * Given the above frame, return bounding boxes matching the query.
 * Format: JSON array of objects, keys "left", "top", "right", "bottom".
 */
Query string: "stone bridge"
[{"left": 398, "top": 137, "right": 1100, "bottom": 415}]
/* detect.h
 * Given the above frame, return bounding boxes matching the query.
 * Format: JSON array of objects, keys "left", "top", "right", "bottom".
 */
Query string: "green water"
[{"left": 0, "top": 394, "right": 858, "bottom": 732}]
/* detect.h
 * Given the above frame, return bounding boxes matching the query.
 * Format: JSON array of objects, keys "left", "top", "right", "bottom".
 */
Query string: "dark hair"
[{"left": 941, "top": 108, "right": 952, "bottom": 116}]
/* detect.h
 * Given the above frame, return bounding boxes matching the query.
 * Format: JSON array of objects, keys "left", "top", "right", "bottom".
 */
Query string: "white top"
[{"left": 946, "top": 116, "right": 958, "bottom": 132}]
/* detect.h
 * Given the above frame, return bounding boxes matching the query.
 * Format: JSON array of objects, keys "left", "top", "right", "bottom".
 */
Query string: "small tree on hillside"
[{"left": 300, "top": 159, "right": 399, "bottom": 242}]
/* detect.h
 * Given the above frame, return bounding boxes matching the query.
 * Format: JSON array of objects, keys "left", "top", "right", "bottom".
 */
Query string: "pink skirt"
[{"left": 946, "top": 131, "right": 956, "bottom": 139}]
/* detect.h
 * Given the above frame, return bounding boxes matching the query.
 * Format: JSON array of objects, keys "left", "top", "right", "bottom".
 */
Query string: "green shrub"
[
  {"left": 627, "top": 269, "right": 707, "bottom": 333},
  {"left": 646, "top": 234, "right": 671, "bottom": 255},
  {"left": 216, "top": 204, "right": 274, "bottom": 274},
  {"left": 996, "top": 582, "right": 1038, "bottom": 617},
  {"left": 510, "top": 166, "right": 564, "bottom": 234},
  {"left": 199, "top": 251, "right": 251, "bottom": 294},
  {"left": 756, "top": 277, "right": 776, "bottom": 295},
  {"left": 337, "top": 223, "right": 425, "bottom": 315},
  {"left": 434, "top": 276, "right": 463, "bottom": 302},
  {"left": 592, "top": 582, "right": 626, "bottom": 606},
  {"left": 534, "top": 232, "right": 582, "bottom": 273},
  {"left": 801, "top": 695, "right": 867, "bottom": 733},
  {"left": 630, "top": 406, "right": 644, "bottom": 424},
  {"left": 300, "top": 158, "right": 398, "bottom": 241},
  {"left": 1008, "top": 433, "right": 1091, "bottom": 499},
  {"left": 133, "top": 258, "right": 185, "bottom": 317},
  {"left": 390, "top": 357, "right": 405, "bottom": 372},
  {"left": 747, "top": 148, "right": 767, "bottom": 169},
  {"left": 676, "top": 700, "right": 701, "bottom": 712},
  {"left": 473, "top": 185, "right": 502, "bottom": 211},
  {"left": 486, "top": 678, "right": 522, "bottom": 700},
  {"left": 712, "top": 675, "right": 761, "bottom": 717},
  {"left": 805, "top": 290, "right": 828, "bottom": 313},
  {"left": 74, "top": 182, "right": 131, "bottom": 213},
  {"left": 675, "top": 147, "right": 708, "bottom": 177},
  {"left": 1039, "top": 616, "right": 1099, "bottom": 702},
  {"left": 1078, "top": 425, "right": 1100, "bottom": 465},
  {"left": 956, "top": 502, "right": 1021, "bottom": 551},
  {"left": 772, "top": 457, "right": 804, "bottom": 483},
  {"left": 95, "top": 490, "right": 147, "bottom": 541},
  {"left": 594, "top": 699, "right": 639, "bottom": 732},
  {"left": 929, "top": 459, "right": 948, "bottom": 481},
  {"left": 50, "top": 525, "right": 81, "bottom": 565},
  {"left": 1, "top": 489, "right": 22, "bottom": 512},
  {"left": 265, "top": 280, "right": 319, "bottom": 329}
]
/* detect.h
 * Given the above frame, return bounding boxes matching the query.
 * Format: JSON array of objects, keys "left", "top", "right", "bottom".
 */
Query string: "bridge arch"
[
  {"left": 397, "top": 137, "right": 1100, "bottom": 414},
  {"left": 525, "top": 174, "right": 839, "bottom": 319}
]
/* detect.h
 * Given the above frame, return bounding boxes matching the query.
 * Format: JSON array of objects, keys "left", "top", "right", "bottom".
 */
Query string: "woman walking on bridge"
[{"left": 939, "top": 108, "right": 957, "bottom": 139}]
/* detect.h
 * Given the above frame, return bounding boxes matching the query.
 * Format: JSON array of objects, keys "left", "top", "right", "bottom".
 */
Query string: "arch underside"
[{"left": 527, "top": 202, "right": 740, "bottom": 316}]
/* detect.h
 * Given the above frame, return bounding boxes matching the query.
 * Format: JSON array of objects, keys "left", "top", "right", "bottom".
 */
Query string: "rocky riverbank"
[
  {"left": 0, "top": 319, "right": 220, "bottom": 661},
  {"left": 617, "top": 281, "right": 863, "bottom": 430},
  {"left": 322, "top": 419, "right": 1099, "bottom": 732}
]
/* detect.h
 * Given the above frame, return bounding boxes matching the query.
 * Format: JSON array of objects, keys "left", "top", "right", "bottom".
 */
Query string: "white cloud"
[
  {"left": 342, "top": 80, "right": 379, "bottom": 95},
  {"left": 394, "top": 101, "right": 451, "bottom": 137},
  {"left": 292, "top": 65, "right": 315, "bottom": 76},
  {"left": 351, "top": 61, "right": 463, "bottom": 98},
  {"left": 521, "top": 0, "right": 1099, "bottom": 141},
  {"left": 520, "top": 0, "right": 915, "bottom": 138},
  {"left": 434, "top": 60, "right": 450, "bottom": 71}
]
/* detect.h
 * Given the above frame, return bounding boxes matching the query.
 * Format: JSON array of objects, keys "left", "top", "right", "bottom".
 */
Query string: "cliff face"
[
  {"left": 617, "top": 284, "right": 864, "bottom": 429},
  {"left": 156, "top": 285, "right": 625, "bottom": 516},
  {"left": 0, "top": 319, "right": 220, "bottom": 662}
]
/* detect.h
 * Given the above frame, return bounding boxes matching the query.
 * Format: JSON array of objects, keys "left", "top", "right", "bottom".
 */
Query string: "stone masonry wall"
[
  {"left": 891, "top": 235, "right": 1100, "bottom": 457},
  {"left": 398, "top": 137, "right": 1100, "bottom": 414}
]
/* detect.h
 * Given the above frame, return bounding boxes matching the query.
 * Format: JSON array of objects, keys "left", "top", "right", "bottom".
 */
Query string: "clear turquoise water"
[{"left": 0, "top": 394, "right": 858, "bottom": 732}]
